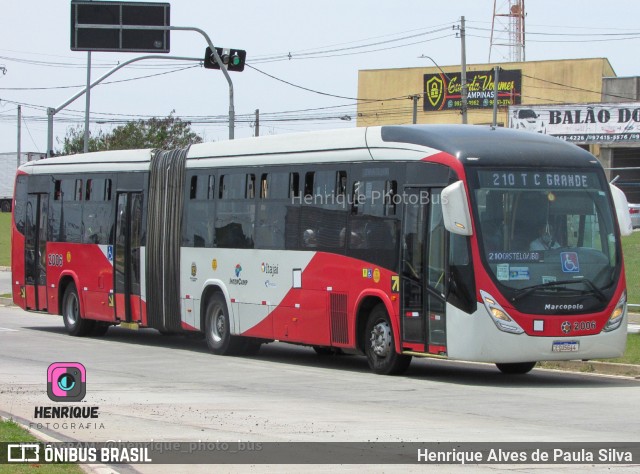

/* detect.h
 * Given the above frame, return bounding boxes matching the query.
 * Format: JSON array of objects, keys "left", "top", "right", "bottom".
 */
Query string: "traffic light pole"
[
  {"left": 47, "top": 54, "right": 203, "bottom": 157},
  {"left": 49, "top": 24, "right": 236, "bottom": 156},
  {"left": 169, "top": 26, "right": 235, "bottom": 140}
]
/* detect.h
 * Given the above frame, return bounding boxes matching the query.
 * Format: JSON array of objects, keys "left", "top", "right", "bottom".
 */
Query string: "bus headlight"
[
  {"left": 480, "top": 290, "right": 524, "bottom": 334},
  {"left": 603, "top": 290, "right": 626, "bottom": 332}
]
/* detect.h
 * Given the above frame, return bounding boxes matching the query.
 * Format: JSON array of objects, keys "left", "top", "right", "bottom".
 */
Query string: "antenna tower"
[{"left": 489, "top": 0, "right": 525, "bottom": 62}]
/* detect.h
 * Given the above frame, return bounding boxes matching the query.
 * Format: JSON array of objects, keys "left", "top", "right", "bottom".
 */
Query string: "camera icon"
[{"left": 47, "top": 362, "right": 86, "bottom": 402}]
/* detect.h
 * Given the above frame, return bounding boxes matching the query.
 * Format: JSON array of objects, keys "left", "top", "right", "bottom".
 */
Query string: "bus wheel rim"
[
  {"left": 370, "top": 320, "right": 391, "bottom": 358},
  {"left": 211, "top": 308, "right": 225, "bottom": 343},
  {"left": 65, "top": 293, "right": 79, "bottom": 325}
]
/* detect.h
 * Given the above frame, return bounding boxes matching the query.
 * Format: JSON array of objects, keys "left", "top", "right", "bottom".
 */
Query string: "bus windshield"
[{"left": 472, "top": 169, "right": 620, "bottom": 307}]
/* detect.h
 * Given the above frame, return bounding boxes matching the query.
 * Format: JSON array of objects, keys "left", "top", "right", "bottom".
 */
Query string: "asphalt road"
[{"left": 1, "top": 306, "right": 640, "bottom": 473}]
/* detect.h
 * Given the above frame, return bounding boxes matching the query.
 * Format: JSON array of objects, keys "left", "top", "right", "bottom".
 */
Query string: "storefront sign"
[
  {"left": 509, "top": 102, "right": 640, "bottom": 143},
  {"left": 423, "top": 70, "right": 522, "bottom": 112}
]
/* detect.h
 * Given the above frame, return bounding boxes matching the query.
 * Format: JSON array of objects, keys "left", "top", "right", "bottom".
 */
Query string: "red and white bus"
[{"left": 11, "top": 125, "right": 633, "bottom": 374}]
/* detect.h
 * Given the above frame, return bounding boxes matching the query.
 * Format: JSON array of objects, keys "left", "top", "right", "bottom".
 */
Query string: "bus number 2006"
[{"left": 48, "top": 254, "right": 63, "bottom": 267}]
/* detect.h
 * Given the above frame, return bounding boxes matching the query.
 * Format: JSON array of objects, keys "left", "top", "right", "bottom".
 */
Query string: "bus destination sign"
[{"left": 478, "top": 170, "right": 599, "bottom": 189}]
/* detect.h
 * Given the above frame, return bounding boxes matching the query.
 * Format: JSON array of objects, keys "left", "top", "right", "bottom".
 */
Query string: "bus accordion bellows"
[{"left": 11, "top": 125, "right": 633, "bottom": 375}]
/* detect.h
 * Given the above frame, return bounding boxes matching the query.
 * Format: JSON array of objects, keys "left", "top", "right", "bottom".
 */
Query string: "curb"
[
  {"left": 539, "top": 360, "right": 640, "bottom": 378},
  {"left": 0, "top": 296, "right": 14, "bottom": 306},
  {"left": 1, "top": 414, "right": 119, "bottom": 474}
]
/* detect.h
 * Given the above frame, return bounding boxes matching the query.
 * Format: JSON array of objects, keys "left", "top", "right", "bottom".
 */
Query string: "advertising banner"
[
  {"left": 509, "top": 102, "right": 640, "bottom": 144},
  {"left": 423, "top": 70, "right": 522, "bottom": 112}
]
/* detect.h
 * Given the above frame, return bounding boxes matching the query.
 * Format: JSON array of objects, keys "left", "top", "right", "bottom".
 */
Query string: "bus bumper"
[{"left": 445, "top": 303, "right": 628, "bottom": 363}]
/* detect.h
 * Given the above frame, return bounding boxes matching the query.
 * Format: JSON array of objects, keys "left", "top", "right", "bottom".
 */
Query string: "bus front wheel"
[
  {"left": 496, "top": 362, "right": 536, "bottom": 374},
  {"left": 364, "top": 304, "right": 411, "bottom": 375},
  {"left": 62, "top": 283, "right": 94, "bottom": 337},
  {"left": 204, "top": 294, "right": 245, "bottom": 355}
]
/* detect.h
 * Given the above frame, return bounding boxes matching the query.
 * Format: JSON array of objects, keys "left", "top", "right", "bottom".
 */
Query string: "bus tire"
[
  {"left": 364, "top": 304, "right": 411, "bottom": 375},
  {"left": 204, "top": 294, "right": 244, "bottom": 355},
  {"left": 62, "top": 283, "right": 94, "bottom": 337},
  {"left": 496, "top": 362, "right": 536, "bottom": 374}
]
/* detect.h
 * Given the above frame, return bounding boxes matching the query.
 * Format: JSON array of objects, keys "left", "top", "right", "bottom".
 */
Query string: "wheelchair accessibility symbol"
[
  {"left": 107, "top": 245, "right": 113, "bottom": 263},
  {"left": 560, "top": 252, "right": 580, "bottom": 273}
]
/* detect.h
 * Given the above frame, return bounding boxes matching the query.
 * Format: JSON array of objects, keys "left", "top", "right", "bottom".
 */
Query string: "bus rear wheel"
[
  {"left": 364, "top": 304, "right": 411, "bottom": 375},
  {"left": 204, "top": 294, "right": 245, "bottom": 355},
  {"left": 496, "top": 362, "right": 536, "bottom": 374},
  {"left": 62, "top": 283, "right": 95, "bottom": 337}
]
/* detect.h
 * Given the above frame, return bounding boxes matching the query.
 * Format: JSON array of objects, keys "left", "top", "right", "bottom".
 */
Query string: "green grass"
[
  {"left": 622, "top": 231, "right": 640, "bottom": 306},
  {"left": 0, "top": 419, "right": 83, "bottom": 473},
  {"left": 0, "top": 213, "right": 10, "bottom": 267},
  {"left": 605, "top": 334, "right": 640, "bottom": 364}
]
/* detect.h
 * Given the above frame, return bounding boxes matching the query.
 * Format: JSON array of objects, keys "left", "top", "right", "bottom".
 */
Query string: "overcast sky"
[{"left": 2, "top": 0, "right": 640, "bottom": 154}]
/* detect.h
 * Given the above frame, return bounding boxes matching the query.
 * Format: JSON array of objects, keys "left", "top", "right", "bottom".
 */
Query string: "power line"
[{"left": 0, "top": 64, "right": 200, "bottom": 91}]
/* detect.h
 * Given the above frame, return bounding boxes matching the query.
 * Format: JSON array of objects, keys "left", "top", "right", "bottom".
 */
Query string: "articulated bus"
[{"left": 11, "top": 125, "right": 633, "bottom": 375}]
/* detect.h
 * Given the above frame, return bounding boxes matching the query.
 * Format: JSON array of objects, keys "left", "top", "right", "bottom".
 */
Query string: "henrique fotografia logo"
[{"left": 47, "top": 362, "right": 86, "bottom": 402}]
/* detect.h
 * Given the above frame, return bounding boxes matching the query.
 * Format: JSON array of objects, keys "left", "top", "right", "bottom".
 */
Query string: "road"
[{"left": 1, "top": 306, "right": 640, "bottom": 473}]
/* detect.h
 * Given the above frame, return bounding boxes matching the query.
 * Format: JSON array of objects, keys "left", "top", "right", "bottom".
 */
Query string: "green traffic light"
[{"left": 230, "top": 55, "right": 241, "bottom": 67}]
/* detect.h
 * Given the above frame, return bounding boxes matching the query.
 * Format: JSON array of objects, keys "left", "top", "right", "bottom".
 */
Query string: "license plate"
[{"left": 552, "top": 341, "right": 579, "bottom": 352}]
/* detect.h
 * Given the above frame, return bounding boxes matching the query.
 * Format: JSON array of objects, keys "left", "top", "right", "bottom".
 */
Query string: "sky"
[{"left": 2, "top": 0, "right": 640, "bottom": 154}]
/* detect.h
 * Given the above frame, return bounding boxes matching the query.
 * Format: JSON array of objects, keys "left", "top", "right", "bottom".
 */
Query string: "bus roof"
[
  {"left": 380, "top": 125, "right": 602, "bottom": 168},
  {"left": 18, "top": 125, "right": 601, "bottom": 174}
]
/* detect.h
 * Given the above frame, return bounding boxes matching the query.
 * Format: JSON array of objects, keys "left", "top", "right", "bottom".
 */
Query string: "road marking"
[{"left": 0, "top": 327, "right": 19, "bottom": 332}]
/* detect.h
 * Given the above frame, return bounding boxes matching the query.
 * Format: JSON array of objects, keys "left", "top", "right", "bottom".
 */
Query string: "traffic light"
[{"left": 204, "top": 46, "right": 246, "bottom": 72}]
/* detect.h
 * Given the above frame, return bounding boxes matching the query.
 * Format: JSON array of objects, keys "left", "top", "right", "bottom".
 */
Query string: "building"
[{"left": 357, "top": 58, "right": 640, "bottom": 202}]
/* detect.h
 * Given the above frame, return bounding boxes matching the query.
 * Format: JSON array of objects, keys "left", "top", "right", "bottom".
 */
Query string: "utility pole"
[
  {"left": 411, "top": 95, "right": 419, "bottom": 124},
  {"left": 492, "top": 66, "right": 500, "bottom": 127},
  {"left": 17, "top": 105, "right": 21, "bottom": 168},
  {"left": 84, "top": 52, "right": 92, "bottom": 153},
  {"left": 460, "top": 16, "right": 468, "bottom": 124},
  {"left": 255, "top": 109, "right": 260, "bottom": 137}
]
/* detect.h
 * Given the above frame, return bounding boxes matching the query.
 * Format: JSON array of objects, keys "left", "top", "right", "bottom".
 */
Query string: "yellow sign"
[
  {"left": 20, "top": 287, "right": 26, "bottom": 299},
  {"left": 373, "top": 268, "right": 381, "bottom": 284},
  {"left": 66, "top": 251, "right": 72, "bottom": 263},
  {"left": 108, "top": 294, "right": 114, "bottom": 307},
  {"left": 391, "top": 275, "right": 400, "bottom": 293},
  {"left": 426, "top": 75, "right": 444, "bottom": 108}
]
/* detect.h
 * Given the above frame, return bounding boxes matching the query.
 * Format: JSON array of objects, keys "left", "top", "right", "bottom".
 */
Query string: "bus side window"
[
  {"left": 190, "top": 176, "right": 198, "bottom": 199},
  {"left": 290, "top": 173, "right": 300, "bottom": 198},
  {"left": 74, "top": 179, "right": 83, "bottom": 201},
  {"left": 304, "top": 172, "right": 314, "bottom": 197},
  {"left": 247, "top": 174, "right": 256, "bottom": 199},
  {"left": 207, "top": 175, "right": 215, "bottom": 200},
  {"left": 260, "top": 173, "right": 268, "bottom": 199}
]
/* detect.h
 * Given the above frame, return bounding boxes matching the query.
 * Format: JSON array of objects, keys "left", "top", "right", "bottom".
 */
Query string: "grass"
[
  {"left": 0, "top": 213, "right": 10, "bottom": 267},
  {"left": 0, "top": 419, "right": 83, "bottom": 473},
  {"left": 622, "top": 230, "right": 640, "bottom": 306},
  {"left": 605, "top": 334, "right": 640, "bottom": 364}
]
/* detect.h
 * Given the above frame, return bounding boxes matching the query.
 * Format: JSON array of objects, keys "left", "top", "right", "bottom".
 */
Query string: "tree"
[{"left": 56, "top": 111, "right": 203, "bottom": 155}]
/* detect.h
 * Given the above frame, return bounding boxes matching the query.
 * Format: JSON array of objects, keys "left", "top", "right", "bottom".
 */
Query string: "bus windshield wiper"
[{"left": 512, "top": 279, "right": 606, "bottom": 302}]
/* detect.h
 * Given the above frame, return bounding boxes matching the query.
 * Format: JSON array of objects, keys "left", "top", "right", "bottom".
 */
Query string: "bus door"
[
  {"left": 114, "top": 192, "right": 143, "bottom": 323},
  {"left": 401, "top": 187, "right": 447, "bottom": 355},
  {"left": 24, "top": 193, "right": 49, "bottom": 311}
]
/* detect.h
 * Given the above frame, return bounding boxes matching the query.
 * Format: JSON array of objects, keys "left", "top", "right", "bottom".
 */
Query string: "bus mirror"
[
  {"left": 442, "top": 181, "right": 473, "bottom": 236},
  {"left": 609, "top": 183, "right": 633, "bottom": 236}
]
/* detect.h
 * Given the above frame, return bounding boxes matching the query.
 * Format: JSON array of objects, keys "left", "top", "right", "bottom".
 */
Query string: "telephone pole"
[
  {"left": 460, "top": 16, "right": 468, "bottom": 124},
  {"left": 17, "top": 106, "right": 21, "bottom": 168},
  {"left": 255, "top": 109, "right": 260, "bottom": 137}
]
